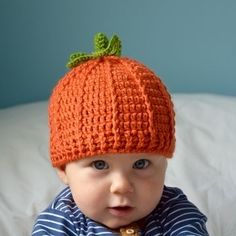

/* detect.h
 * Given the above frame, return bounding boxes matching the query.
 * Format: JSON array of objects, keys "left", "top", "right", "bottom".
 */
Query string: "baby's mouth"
[{"left": 108, "top": 206, "right": 134, "bottom": 217}]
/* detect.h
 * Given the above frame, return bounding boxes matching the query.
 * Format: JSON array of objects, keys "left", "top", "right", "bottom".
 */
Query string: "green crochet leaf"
[
  {"left": 67, "top": 33, "right": 122, "bottom": 68},
  {"left": 94, "top": 33, "right": 109, "bottom": 52}
]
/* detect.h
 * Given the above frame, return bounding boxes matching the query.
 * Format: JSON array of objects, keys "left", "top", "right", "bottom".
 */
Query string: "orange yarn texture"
[{"left": 49, "top": 56, "right": 175, "bottom": 167}]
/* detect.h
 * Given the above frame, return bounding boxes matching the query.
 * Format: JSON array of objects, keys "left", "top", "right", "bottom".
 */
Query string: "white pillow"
[
  {"left": 0, "top": 102, "right": 63, "bottom": 235},
  {"left": 0, "top": 94, "right": 236, "bottom": 236},
  {"left": 166, "top": 94, "right": 236, "bottom": 236}
]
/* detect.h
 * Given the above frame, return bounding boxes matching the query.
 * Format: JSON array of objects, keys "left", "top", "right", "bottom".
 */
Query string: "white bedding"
[{"left": 0, "top": 94, "right": 236, "bottom": 236}]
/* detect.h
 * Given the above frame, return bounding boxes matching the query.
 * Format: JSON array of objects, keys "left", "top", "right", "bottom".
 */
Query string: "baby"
[{"left": 32, "top": 33, "right": 209, "bottom": 235}]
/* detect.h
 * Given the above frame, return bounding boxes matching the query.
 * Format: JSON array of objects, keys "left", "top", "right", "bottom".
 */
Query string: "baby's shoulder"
[
  {"left": 45, "top": 187, "right": 84, "bottom": 220},
  {"left": 156, "top": 186, "right": 205, "bottom": 216},
  {"left": 32, "top": 187, "right": 83, "bottom": 235},
  {"left": 47, "top": 187, "right": 86, "bottom": 222},
  {"left": 50, "top": 187, "right": 77, "bottom": 212},
  {"left": 160, "top": 185, "right": 187, "bottom": 204},
  {"left": 150, "top": 186, "right": 208, "bottom": 235}
]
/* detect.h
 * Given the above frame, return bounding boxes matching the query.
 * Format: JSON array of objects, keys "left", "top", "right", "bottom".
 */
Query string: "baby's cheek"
[
  {"left": 140, "top": 179, "right": 164, "bottom": 203},
  {"left": 73, "top": 195, "right": 91, "bottom": 214},
  {"left": 74, "top": 195, "right": 104, "bottom": 221},
  {"left": 72, "top": 190, "right": 102, "bottom": 213}
]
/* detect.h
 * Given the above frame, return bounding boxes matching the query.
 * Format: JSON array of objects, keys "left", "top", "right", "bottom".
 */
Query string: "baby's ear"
[{"left": 56, "top": 167, "right": 69, "bottom": 185}]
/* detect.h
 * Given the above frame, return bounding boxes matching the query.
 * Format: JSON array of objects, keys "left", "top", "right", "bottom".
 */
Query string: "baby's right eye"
[{"left": 92, "top": 160, "right": 109, "bottom": 170}]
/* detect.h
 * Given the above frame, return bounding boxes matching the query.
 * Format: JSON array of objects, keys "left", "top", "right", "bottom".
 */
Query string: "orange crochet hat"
[{"left": 49, "top": 33, "right": 175, "bottom": 167}]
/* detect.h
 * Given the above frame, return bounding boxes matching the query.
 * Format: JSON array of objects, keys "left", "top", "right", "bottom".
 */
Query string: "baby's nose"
[{"left": 110, "top": 173, "right": 134, "bottom": 194}]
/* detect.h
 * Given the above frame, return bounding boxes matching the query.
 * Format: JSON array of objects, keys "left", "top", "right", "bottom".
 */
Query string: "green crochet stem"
[{"left": 67, "top": 33, "right": 122, "bottom": 68}]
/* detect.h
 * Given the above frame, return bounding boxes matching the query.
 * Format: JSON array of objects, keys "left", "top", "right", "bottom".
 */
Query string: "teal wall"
[{"left": 1, "top": 0, "right": 236, "bottom": 108}]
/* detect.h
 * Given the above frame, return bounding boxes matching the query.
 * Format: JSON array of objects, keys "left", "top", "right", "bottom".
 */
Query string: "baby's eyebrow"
[{"left": 86, "top": 157, "right": 109, "bottom": 162}]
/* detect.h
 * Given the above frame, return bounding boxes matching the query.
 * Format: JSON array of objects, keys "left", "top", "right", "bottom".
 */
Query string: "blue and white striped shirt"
[{"left": 32, "top": 186, "right": 208, "bottom": 235}]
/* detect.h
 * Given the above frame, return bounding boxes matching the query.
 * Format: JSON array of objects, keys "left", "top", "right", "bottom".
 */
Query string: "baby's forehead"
[
  {"left": 99, "top": 153, "right": 164, "bottom": 159},
  {"left": 86, "top": 153, "right": 167, "bottom": 163}
]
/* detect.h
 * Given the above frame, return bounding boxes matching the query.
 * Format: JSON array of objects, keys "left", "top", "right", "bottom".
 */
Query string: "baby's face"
[{"left": 57, "top": 153, "right": 167, "bottom": 229}]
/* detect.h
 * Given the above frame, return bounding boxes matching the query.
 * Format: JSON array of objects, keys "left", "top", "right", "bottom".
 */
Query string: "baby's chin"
[
  {"left": 106, "top": 221, "right": 134, "bottom": 230},
  {"left": 90, "top": 207, "right": 154, "bottom": 230},
  {"left": 98, "top": 215, "right": 144, "bottom": 230},
  {"left": 97, "top": 219, "right": 132, "bottom": 230}
]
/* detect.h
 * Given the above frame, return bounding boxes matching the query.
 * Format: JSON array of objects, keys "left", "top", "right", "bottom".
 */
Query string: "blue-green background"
[{"left": 1, "top": 0, "right": 236, "bottom": 108}]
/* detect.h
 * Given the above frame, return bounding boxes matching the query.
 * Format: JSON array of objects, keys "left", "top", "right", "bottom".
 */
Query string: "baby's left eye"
[{"left": 133, "top": 159, "right": 150, "bottom": 169}]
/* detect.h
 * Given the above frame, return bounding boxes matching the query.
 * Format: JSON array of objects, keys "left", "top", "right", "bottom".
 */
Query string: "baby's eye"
[
  {"left": 92, "top": 160, "right": 109, "bottom": 170},
  {"left": 133, "top": 159, "right": 150, "bottom": 169}
]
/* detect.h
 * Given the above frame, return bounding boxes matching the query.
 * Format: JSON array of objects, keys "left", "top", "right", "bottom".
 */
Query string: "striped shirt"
[{"left": 32, "top": 186, "right": 208, "bottom": 235}]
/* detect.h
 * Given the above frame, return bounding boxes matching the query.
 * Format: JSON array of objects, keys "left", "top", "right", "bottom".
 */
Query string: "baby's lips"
[
  {"left": 111, "top": 206, "right": 132, "bottom": 210},
  {"left": 108, "top": 206, "right": 134, "bottom": 217}
]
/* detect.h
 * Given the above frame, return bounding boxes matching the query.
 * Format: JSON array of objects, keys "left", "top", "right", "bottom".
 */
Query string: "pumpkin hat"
[{"left": 49, "top": 33, "right": 175, "bottom": 167}]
